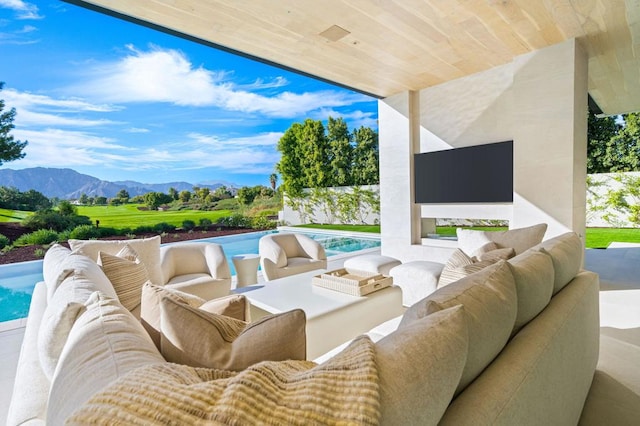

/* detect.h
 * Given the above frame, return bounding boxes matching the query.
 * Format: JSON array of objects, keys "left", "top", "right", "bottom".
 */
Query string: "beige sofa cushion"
[
  {"left": 160, "top": 296, "right": 306, "bottom": 371},
  {"left": 47, "top": 291, "right": 164, "bottom": 425},
  {"left": 401, "top": 260, "right": 517, "bottom": 394},
  {"left": 97, "top": 245, "right": 149, "bottom": 312},
  {"left": 69, "top": 236, "right": 162, "bottom": 284},
  {"left": 508, "top": 249, "right": 555, "bottom": 334},
  {"left": 438, "top": 248, "right": 514, "bottom": 287},
  {"left": 457, "top": 223, "right": 547, "bottom": 256},
  {"left": 377, "top": 305, "right": 468, "bottom": 425},
  {"left": 538, "top": 232, "right": 583, "bottom": 295},
  {"left": 140, "top": 282, "right": 247, "bottom": 349}
]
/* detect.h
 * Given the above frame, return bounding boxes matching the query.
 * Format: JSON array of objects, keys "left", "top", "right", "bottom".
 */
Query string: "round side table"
[{"left": 232, "top": 254, "right": 261, "bottom": 287}]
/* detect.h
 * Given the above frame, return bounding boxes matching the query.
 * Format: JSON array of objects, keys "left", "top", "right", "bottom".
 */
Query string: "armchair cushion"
[{"left": 259, "top": 233, "right": 327, "bottom": 280}]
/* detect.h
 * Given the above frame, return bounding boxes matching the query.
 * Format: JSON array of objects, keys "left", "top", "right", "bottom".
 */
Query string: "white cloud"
[
  {"left": 0, "top": 0, "right": 42, "bottom": 19},
  {"left": 75, "top": 45, "right": 370, "bottom": 118},
  {"left": 126, "top": 127, "right": 150, "bottom": 133},
  {"left": 3, "top": 88, "right": 121, "bottom": 127},
  {"left": 310, "top": 107, "right": 378, "bottom": 129}
]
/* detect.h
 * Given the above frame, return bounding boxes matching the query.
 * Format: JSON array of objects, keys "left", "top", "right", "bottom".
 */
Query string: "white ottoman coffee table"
[
  {"left": 343, "top": 254, "right": 401, "bottom": 275},
  {"left": 389, "top": 261, "right": 444, "bottom": 307},
  {"left": 240, "top": 269, "right": 404, "bottom": 359}
]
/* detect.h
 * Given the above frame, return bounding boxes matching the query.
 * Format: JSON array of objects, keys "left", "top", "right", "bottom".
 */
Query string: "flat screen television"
[{"left": 414, "top": 140, "right": 513, "bottom": 204}]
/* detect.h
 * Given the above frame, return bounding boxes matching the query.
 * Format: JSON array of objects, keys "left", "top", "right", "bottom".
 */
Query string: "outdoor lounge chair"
[{"left": 259, "top": 233, "right": 327, "bottom": 281}]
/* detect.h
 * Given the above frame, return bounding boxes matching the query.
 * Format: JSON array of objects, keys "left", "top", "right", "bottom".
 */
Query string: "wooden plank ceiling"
[{"left": 69, "top": 0, "right": 640, "bottom": 115}]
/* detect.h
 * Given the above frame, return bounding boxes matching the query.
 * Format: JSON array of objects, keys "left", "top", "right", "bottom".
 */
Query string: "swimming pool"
[{"left": 0, "top": 229, "right": 380, "bottom": 323}]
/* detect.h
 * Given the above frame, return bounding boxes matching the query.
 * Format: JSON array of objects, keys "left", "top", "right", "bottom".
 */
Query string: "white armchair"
[
  {"left": 160, "top": 242, "right": 231, "bottom": 300},
  {"left": 259, "top": 233, "right": 327, "bottom": 281}
]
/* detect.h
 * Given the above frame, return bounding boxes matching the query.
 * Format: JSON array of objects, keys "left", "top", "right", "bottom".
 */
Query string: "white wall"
[{"left": 379, "top": 38, "right": 588, "bottom": 262}]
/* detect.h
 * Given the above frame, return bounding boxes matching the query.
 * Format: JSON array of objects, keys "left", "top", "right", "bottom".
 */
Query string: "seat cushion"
[
  {"left": 344, "top": 254, "right": 401, "bottom": 275},
  {"left": 160, "top": 296, "right": 306, "bottom": 371}
]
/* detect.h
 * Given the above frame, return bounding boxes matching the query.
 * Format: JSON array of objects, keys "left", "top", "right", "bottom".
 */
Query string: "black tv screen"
[{"left": 414, "top": 141, "right": 513, "bottom": 204}]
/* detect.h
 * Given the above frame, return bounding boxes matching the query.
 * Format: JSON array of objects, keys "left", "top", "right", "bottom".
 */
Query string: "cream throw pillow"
[
  {"left": 401, "top": 260, "right": 517, "bottom": 395},
  {"left": 140, "top": 282, "right": 247, "bottom": 349},
  {"left": 538, "top": 232, "right": 583, "bottom": 295},
  {"left": 438, "top": 248, "right": 512, "bottom": 288},
  {"left": 47, "top": 291, "right": 164, "bottom": 425},
  {"left": 377, "top": 304, "right": 468, "bottom": 425},
  {"left": 98, "top": 245, "right": 149, "bottom": 312},
  {"left": 42, "top": 244, "right": 73, "bottom": 301},
  {"left": 160, "top": 296, "right": 306, "bottom": 371},
  {"left": 69, "top": 236, "right": 162, "bottom": 284},
  {"left": 457, "top": 223, "right": 547, "bottom": 256}
]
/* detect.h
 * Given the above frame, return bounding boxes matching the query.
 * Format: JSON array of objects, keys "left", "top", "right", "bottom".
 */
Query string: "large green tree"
[
  {"left": 587, "top": 110, "right": 620, "bottom": 173},
  {"left": 277, "top": 122, "right": 306, "bottom": 196},
  {"left": 0, "top": 82, "right": 28, "bottom": 165},
  {"left": 352, "top": 126, "right": 379, "bottom": 185},
  {"left": 327, "top": 117, "right": 353, "bottom": 186},
  {"left": 605, "top": 113, "right": 640, "bottom": 172},
  {"left": 299, "top": 119, "right": 330, "bottom": 189}
]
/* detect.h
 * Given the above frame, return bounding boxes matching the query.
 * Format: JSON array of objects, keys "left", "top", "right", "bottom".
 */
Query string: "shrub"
[
  {"left": 198, "top": 218, "right": 212, "bottom": 229},
  {"left": 182, "top": 219, "right": 196, "bottom": 230},
  {"left": 251, "top": 215, "right": 277, "bottom": 230},
  {"left": 218, "top": 213, "right": 251, "bottom": 228},
  {"left": 14, "top": 229, "right": 60, "bottom": 246},
  {"left": 0, "top": 234, "right": 10, "bottom": 249},
  {"left": 69, "top": 224, "right": 101, "bottom": 240},
  {"left": 132, "top": 225, "right": 154, "bottom": 234},
  {"left": 22, "top": 210, "right": 92, "bottom": 232},
  {"left": 34, "top": 248, "right": 45, "bottom": 258},
  {"left": 153, "top": 222, "right": 176, "bottom": 233}
]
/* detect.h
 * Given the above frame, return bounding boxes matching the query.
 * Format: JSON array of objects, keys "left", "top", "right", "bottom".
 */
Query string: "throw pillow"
[
  {"left": 66, "top": 336, "right": 378, "bottom": 425},
  {"left": 456, "top": 223, "right": 548, "bottom": 256},
  {"left": 160, "top": 296, "right": 306, "bottom": 371},
  {"left": 69, "top": 236, "right": 162, "bottom": 284},
  {"left": 377, "top": 305, "right": 468, "bottom": 425},
  {"left": 47, "top": 291, "right": 164, "bottom": 425},
  {"left": 98, "top": 245, "right": 150, "bottom": 312},
  {"left": 473, "top": 247, "right": 515, "bottom": 262},
  {"left": 140, "top": 281, "right": 207, "bottom": 348},
  {"left": 42, "top": 244, "right": 73, "bottom": 301},
  {"left": 438, "top": 249, "right": 502, "bottom": 288},
  {"left": 140, "top": 282, "right": 248, "bottom": 349},
  {"left": 401, "top": 260, "right": 517, "bottom": 395}
]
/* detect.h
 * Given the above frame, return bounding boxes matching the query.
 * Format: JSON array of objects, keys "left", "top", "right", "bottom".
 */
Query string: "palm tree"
[{"left": 269, "top": 173, "right": 278, "bottom": 191}]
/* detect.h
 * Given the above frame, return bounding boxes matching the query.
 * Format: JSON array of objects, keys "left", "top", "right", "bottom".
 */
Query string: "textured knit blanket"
[{"left": 66, "top": 335, "right": 380, "bottom": 425}]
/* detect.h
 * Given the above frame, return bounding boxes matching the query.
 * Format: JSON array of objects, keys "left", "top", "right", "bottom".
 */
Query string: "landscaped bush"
[
  {"left": 14, "top": 229, "right": 60, "bottom": 246},
  {"left": 22, "top": 210, "right": 92, "bottom": 232},
  {"left": 218, "top": 213, "right": 251, "bottom": 228},
  {"left": 181, "top": 219, "right": 196, "bottom": 230},
  {"left": 0, "top": 234, "right": 10, "bottom": 249},
  {"left": 251, "top": 215, "right": 277, "bottom": 230},
  {"left": 69, "top": 224, "right": 101, "bottom": 240},
  {"left": 198, "top": 218, "right": 212, "bottom": 229},
  {"left": 132, "top": 225, "right": 155, "bottom": 234},
  {"left": 153, "top": 222, "right": 176, "bottom": 233}
]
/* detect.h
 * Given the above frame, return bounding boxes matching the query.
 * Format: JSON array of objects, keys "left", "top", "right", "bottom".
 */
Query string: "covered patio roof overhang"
[{"left": 65, "top": 0, "right": 640, "bottom": 260}]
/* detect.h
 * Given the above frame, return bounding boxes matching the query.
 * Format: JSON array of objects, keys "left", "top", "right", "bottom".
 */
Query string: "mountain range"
[{"left": 0, "top": 167, "right": 238, "bottom": 199}]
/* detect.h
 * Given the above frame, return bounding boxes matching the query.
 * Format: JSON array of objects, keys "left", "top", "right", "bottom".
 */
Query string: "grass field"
[
  {"left": 298, "top": 224, "right": 640, "bottom": 249},
  {"left": 0, "top": 208, "right": 30, "bottom": 222},
  {"left": 75, "top": 204, "right": 233, "bottom": 229}
]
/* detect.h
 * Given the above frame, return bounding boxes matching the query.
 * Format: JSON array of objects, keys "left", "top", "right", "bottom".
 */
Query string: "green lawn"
[
  {"left": 0, "top": 208, "right": 30, "bottom": 222},
  {"left": 76, "top": 204, "right": 233, "bottom": 229},
  {"left": 297, "top": 224, "right": 640, "bottom": 249}
]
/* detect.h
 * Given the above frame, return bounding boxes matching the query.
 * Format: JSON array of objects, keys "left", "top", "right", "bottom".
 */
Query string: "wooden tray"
[{"left": 312, "top": 268, "right": 393, "bottom": 296}]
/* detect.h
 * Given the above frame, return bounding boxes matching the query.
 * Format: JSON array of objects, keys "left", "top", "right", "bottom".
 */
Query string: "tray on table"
[{"left": 312, "top": 268, "right": 393, "bottom": 296}]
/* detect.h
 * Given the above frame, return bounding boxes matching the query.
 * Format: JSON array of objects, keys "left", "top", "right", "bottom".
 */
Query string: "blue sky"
[{"left": 0, "top": 1, "right": 378, "bottom": 187}]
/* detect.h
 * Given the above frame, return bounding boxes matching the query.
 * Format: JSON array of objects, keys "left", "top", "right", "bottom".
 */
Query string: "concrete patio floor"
[{"left": 1, "top": 246, "right": 639, "bottom": 424}]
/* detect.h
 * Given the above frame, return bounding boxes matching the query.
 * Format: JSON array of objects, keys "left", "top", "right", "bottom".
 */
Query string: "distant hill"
[{"left": 0, "top": 167, "right": 237, "bottom": 199}]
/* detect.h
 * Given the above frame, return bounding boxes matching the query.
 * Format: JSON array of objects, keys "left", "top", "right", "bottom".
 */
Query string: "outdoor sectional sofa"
[{"left": 7, "top": 231, "right": 599, "bottom": 425}]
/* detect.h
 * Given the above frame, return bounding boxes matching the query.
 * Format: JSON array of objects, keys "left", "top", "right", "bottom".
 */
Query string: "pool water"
[{"left": 0, "top": 230, "right": 380, "bottom": 323}]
